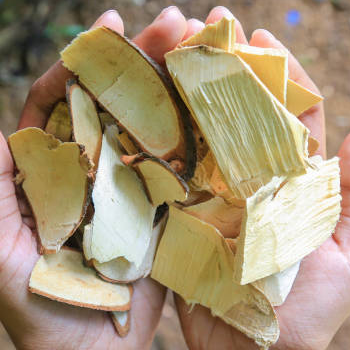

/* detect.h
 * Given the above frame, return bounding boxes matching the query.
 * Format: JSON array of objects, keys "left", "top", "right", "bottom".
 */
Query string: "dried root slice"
[
  {"left": 234, "top": 156, "right": 341, "bottom": 284},
  {"left": 99, "top": 112, "right": 116, "bottom": 128},
  {"left": 110, "top": 311, "right": 130, "bottom": 337},
  {"left": 151, "top": 206, "right": 279, "bottom": 348},
  {"left": 209, "top": 166, "right": 245, "bottom": 207},
  {"left": 67, "top": 80, "right": 102, "bottom": 168},
  {"left": 233, "top": 43, "right": 288, "bottom": 105},
  {"left": 189, "top": 151, "right": 215, "bottom": 192},
  {"left": 253, "top": 262, "right": 300, "bottom": 306},
  {"left": 45, "top": 101, "right": 72, "bottom": 142},
  {"left": 117, "top": 132, "right": 138, "bottom": 155},
  {"left": 287, "top": 79, "right": 323, "bottom": 116},
  {"left": 92, "top": 217, "right": 166, "bottom": 283},
  {"left": 308, "top": 136, "right": 320, "bottom": 156},
  {"left": 8, "top": 128, "right": 91, "bottom": 254},
  {"left": 61, "top": 27, "right": 190, "bottom": 165},
  {"left": 29, "top": 248, "right": 132, "bottom": 311},
  {"left": 183, "top": 197, "right": 243, "bottom": 238},
  {"left": 178, "top": 17, "right": 236, "bottom": 52},
  {"left": 90, "top": 125, "right": 156, "bottom": 267},
  {"left": 166, "top": 46, "right": 309, "bottom": 200},
  {"left": 123, "top": 153, "right": 188, "bottom": 206}
]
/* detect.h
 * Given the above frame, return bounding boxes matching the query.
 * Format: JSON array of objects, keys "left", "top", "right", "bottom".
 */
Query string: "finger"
[
  {"left": 249, "top": 29, "right": 325, "bottom": 157},
  {"left": 0, "top": 132, "right": 23, "bottom": 255},
  {"left": 205, "top": 6, "right": 248, "bottom": 44},
  {"left": 333, "top": 133, "right": 350, "bottom": 255},
  {"left": 0, "top": 132, "right": 19, "bottom": 225},
  {"left": 182, "top": 18, "right": 205, "bottom": 41},
  {"left": 18, "top": 10, "right": 124, "bottom": 130},
  {"left": 133, "top": 6, "right": 187, "bottom": 64}
]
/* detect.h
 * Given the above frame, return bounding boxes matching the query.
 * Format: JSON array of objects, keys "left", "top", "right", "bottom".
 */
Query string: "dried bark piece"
[
  {"left": 67, "top": 80, "right": 102, "bottom": 168},
  {"left": 99, "top": 112, "right": 116, "bottom": 128},
  {"left": 117, "top": 132, "right": 138, "bottom": 155},
  {"left": 189, "top": 151, "right": 215, "bottom": 192},
  {"left": 151, "top": 206, "right": 279, "bottom": 348},
  {"left": 8, "top": 128, "right": 91, "bottom": 254},
  {"left": 29, "top": 248, "right": 132, "bottom": 311},
  {"left": 166, "top": 46, "right": 309, "bottom": 199},
  {"left": 178, "top": 17, "right": 236, "bottom": 52},
  {"left": 308, "top": 136, "right": 319, "bottom": 156},
  {"left": 183, "top": 197, "right": 243, "bottom": 238},
  {"left": 209, "top": 166, "right": 245, "bottom": 207},
  {"left": 287, "top": 79, "right": 323, "bottom": 116},
  {"left": 110, "top": 311, "right": 130, "bottom": 337},
  {"left": 92, "top": 217, "right": 166, "bottom": 283},
  {"left": 45, "top": 101, "right": 72, "bottom": 142},
  {"left": 233, "top": 43, "right": 288, "bottom": 105},
  {"left": 253, "top": 262, "right": 300, "bottom": 306},
  {"left": 234, "top": 156, "right": 341, "bottom": 284},
  {"left": 122, "top": 153, "right": 188, "bottom": 206},
  {"left": 90, "top": 125, "right": 156, "bottom": 266},
  {"left": 61, "top": 27, "right": 194, "bottom": 169}
]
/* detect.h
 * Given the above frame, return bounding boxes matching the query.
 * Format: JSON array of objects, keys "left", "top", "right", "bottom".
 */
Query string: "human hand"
[
  {"left": 0, "top": 7, "right": 199, "bottom": 349},
  {"left": 175, "top": 6, "right": 350, "bottom": 350}
]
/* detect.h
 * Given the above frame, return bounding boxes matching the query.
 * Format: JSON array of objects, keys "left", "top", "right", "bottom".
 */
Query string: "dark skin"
[{"left": 0, "top": 5, "right": 349, "bottom": 350}]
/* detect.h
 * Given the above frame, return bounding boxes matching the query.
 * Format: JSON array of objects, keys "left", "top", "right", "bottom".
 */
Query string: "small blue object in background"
[{"left": 286, "top": 10, "right": 301, "bottom": 26}]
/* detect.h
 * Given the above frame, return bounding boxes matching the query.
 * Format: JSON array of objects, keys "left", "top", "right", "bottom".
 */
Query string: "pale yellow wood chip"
[
  {"left": 166, "top": 46, "right": 309, "bottom": 200},
  {"left": 151, "top": 206, "right": 279, "bottom": 348},
  {"left": 234, "top": 156, "right": 341, "bottom": 284},
  {"left": 286, "top": 79, "right": 323, "bottom": 116},
  {"left": 29, "top": 248, "right": 132, "bottom": 311},
  {"left": 178, "top": 17, "right": 236, "bottom": 52},
  {"left": 233, "top": 43, "right": 288, "bottom": 105},
  {"left": 8, "top": 128, "right": 91, "bottom": 254}
]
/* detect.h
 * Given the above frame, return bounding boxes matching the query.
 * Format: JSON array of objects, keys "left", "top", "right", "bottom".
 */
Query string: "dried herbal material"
[
  {"left": 166, "top": 46, "right": 309, "bottom": 199},
  {"left": 234, "top": 156, "right": 341, "bottom": 284},
  {"left": 183, "top": 197, "right": 243, "bottom": 238},
  {"left": 110, "top": 311, "right": 130, "bottom": 337},
  {"left": 123, "top": 153, "right": 188, "bottom": 206},
  {"left": 233, "top": 44, "right": 288, "bottom": 105},
  {"left": 29, "top": 248, "right": 132, "bottom": 311},
  {"left": 61, "top": 27, "right": 191, "bottom": 165},
  {"left": 253, "top": 262, "right": 300, "bottom": 306},
  {"left": 117, "top": 132, "right": 138, "bottom": 155},
  {"left": 8, "top": 128, "right": 91, "bottom": 253},
  {"left": 45, "top": 101, "right": 72, "bottom": 142},
  {"left": 287, "top": 79, "right": 323, "bottom": 116},
  {"left": 152, "top": 206, "right": 279, "bottom": 348},
  {"left": 67, "top": 80, "right": 102, "bottom": 168},
  {"left": 92, "top": 217, "right": 166, "bottom": 283},
  {"left": 179, "top": 17, "right": 236, "bottom": 52},
  {"left": 89, "top": 125, "right": 156, "bottom": 266},
  {"left": 308, "top": 136, "right": 319, "bottom": 156}
]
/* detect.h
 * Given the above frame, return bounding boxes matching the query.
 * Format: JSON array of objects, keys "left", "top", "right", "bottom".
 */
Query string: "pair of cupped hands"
[{"left": 0, "top": 6, "right": 350, "bottom": 350}]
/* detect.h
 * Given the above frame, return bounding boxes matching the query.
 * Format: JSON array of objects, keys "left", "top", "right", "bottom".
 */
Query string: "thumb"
[{"left": 333, "top": 133, "right": 350, "bottom": 259}]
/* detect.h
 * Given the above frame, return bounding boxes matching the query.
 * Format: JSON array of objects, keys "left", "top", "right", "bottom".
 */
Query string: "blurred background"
[{"left": 0, "top": 0, "right": 349, "bottom": 348}]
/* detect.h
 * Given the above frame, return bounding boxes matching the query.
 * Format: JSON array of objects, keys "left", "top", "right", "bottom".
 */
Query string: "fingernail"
[
  {"left": 214, "top": 6, "right": 235, "bottom": 19},
  {"left": 153, "top": 6, "right": 180, "bottom": 23},
  {"left": 252, "top": 29, "right": 275, "bottom": 40},
  {"left": 92, "top": 9, "right": 119, "bottom": 28}
]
